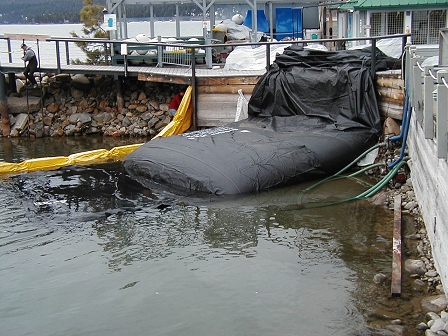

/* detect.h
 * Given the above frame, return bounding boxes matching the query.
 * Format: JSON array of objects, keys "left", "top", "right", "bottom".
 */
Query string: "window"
[
  {"left": 370, "top": 11, "right": 404, "bottom": 36},
  {"left": 411, "top": 10, "right": 446, "bottom": 45}
]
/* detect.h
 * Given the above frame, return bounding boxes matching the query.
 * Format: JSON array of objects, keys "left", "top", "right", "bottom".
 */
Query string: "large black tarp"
[{"left": 124, "top": 47, "right": 399, "bottom": 195}]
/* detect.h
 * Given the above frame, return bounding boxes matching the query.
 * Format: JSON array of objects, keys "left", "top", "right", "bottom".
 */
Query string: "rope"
[
  {"left": 442, "top": 76, "right": 448, "bottom": 88},
  {"left": 428, "top": 68, "right": 437, "bottom": 80},
  {"left": 416, "top": 60, "right": 424, "bottom": 72}
]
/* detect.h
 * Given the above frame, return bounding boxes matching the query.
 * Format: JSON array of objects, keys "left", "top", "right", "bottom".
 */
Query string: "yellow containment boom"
[
  {"left": 0, "top": 86, "right": 193, "bottom": 175},
  {"left": 153, "top": 85, "right": 193, "bottom": 139}
]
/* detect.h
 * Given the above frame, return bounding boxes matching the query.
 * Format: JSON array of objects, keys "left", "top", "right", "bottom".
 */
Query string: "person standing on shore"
[{"left": 21, "top": 43, "right": 38, "bottom": 88}]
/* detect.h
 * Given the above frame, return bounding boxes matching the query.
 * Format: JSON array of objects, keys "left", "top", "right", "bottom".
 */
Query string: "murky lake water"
[{"left": 0, "top": 136, "right": 422, "bottom": 336}]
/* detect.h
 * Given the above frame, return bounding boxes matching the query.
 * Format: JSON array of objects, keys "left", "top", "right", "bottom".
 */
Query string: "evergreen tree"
[{"left": 71, "top": 0, "right": 109, "bottom": 64}]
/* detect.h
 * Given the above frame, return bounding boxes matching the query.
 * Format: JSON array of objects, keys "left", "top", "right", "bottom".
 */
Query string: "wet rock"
[
  {"left": 10, "top": 113, "right": 29, "bottom": 136},
  {"left": 385, "top": 324, "right": 409, "bottom": 335},
  {"left": 405, "top": 259, "right": 427, "bottom": 275},
  {"left": 414, "top": 279, "right": 426, "bottom": 287},
  {"left": 373, "top": 273, "right": 388, "bottom": 284},
  {"left": 442, "top": 311, "right": 448, "bottom": 322},
  {"left": 421, "top": 295, "right": 448, "bottom": 312},
  {"left": 371, "top": 192, "right": 388, "bottom": 205},
  {"left": 430, "top": 319, "right": 446, "bottom": 333},
  {"left": 417, "top": 322, "right": 429, "bottom": 330},
  {"left": 404, "top": 201, "right": 417, "bottom": 211},
  {"left": 69, "top": 113, "right": 91, "bottom": 125}
]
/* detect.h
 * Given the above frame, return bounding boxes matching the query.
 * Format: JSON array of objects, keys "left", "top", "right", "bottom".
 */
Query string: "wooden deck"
[{"left": 0, "top": 62, "right": 265, "bottom": 80}]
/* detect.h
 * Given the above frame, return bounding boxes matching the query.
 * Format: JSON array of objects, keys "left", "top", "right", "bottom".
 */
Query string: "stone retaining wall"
[{"left": 4, "top": 73, "right": 187, "bottom": 138}]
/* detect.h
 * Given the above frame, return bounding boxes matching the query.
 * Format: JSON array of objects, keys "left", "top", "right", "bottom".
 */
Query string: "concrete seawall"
[{"left": 408, "top": 114, "right": 448, "bottom": 296}]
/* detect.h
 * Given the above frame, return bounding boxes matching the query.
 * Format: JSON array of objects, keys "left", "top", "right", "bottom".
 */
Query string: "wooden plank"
[
  {"left": 197, "top": 101, "right": 237, "bottom": 115},
  {"left": 391, "top": 195, "right": 402, "bottom": 297},
  {"left": 378, "top": 101, "right": 404, "bottom": 120},
  {"left": 198, "top": 93, "right": 240, "bottom": 103},
  {"left": 197, "top": 93, "right": 237, "bottom": 126},
  {"left": 197, "top": 76, "right": 262, "bottom": 86},
  {"left": 377, "top": 77, "right": 404, "bottom": 90},
  {"left": 197, "top": 85, "right": 255, "bottom": 94},
  {"left": 377, "top": 87, "right": 405, "bottom": 102},
  {"left": 378, "top": 95, "right": 406, "bottom": 106},
  {"left": 138, "top": 73, "right": 191, "bottom": 85},
  {"left": 3, "top": 33, "right": 51, "bottom": 40}
]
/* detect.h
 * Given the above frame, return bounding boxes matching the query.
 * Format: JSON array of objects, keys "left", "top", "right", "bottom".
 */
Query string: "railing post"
[
  {"left": 121, "top": 43, "right": 128, "bottom": 77},
  {"left": 423, "top": 66, "right": 435, "bottom": 139},
  {"left": 0, "top": 72, "right": 11, "bottom": 136},
  {"left": 55, "top": 41, "right": 61, "bottom": 74},
  {"left": 412, "top": 55, "right": 423, "bottom": 122},
  {"left": 191, "top": 47, "right": 197, "bottom": 131},
  {"left": 65, "top": 41, "right": 70, "bottom": 65},
  {"left": 401, "top": 36, "right": 407, "bottom": 58},
  {"left": 265, "top": 43, "right": 270, "bottom": 71},
  {"left": 104, "top": 42, "right": 109, "bottom": 65},
  {"left": 436, "top": 70, "right": 448, "bottom": 159},
  {"left": 7, "top": 38, "right": 12, "bottom": 63},
  {"left": 205, "top": 27, "right": 212, "bottom": 69},
  {"left": 157, "top": 36, "right": 163, "bottom": 67},
  {"left": 371, "top": 38, "right": 376, "bottom": 79}
]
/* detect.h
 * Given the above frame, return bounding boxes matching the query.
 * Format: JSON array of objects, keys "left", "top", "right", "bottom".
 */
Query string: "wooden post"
[
  {"left": 115, "top": 77, "right": 124, "bottom": 112},
  {"left": 0, "top": 72, "right": 11, "bottom": 136},
  {"left": 191, "top": 47, "right": 197, "bottom": 131},
  {"left": 391, "top": 195, "right": 402, "bottom": 296}
]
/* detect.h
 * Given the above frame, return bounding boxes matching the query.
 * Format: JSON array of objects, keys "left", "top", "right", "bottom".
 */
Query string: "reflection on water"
[{"left": 0, "top": 136, "right": 418, "bottom": 336}]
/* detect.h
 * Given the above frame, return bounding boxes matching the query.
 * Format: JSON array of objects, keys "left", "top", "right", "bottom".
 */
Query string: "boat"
[{"left": 123, "top": 45, "right": 399, "bottom": 195}]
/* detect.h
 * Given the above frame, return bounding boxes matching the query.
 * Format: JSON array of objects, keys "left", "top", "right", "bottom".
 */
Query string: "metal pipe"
[
  {"left": 55, "top": 41, "right": 61, "bottom": 74},
  {"left": 65, "top": 41, "right": 70, "bottom": 65},
  {"left": 191, "top": 47, "right": 197, "bottom": 131}
]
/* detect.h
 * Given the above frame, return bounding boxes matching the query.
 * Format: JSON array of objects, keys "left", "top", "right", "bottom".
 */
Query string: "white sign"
[{"left": 104, "top": 14, "right": 117, "bottom": 31}]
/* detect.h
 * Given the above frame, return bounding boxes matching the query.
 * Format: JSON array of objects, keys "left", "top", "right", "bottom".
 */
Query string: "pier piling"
[{"left": 0, "top": 72, "right": 11, "bottom": 136}]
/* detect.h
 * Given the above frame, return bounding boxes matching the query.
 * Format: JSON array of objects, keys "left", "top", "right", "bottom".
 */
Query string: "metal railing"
[
  {"left": 2, "top": 33, "right": 411, "bottom": 74},
  {"left": 406, "top": 29, "right": 448, "bottom": 160}
]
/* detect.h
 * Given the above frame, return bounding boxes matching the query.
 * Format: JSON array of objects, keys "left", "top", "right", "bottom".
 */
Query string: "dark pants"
[{"left": 24, "top": 59, "right": 38, "bottom": 85}]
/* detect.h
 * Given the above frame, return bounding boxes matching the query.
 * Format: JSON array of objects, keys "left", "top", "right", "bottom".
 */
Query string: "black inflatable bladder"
[{"left": 123, "top": 46, "right": 399, "bottom": 195}]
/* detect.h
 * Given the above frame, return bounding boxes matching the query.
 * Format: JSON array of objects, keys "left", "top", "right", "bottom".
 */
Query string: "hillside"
[
  {"left": 0, "top": 0, "right": 95, "bottom": 24},
  {"left": 0, "top": 0, "right": 202, "bottom": 24}
]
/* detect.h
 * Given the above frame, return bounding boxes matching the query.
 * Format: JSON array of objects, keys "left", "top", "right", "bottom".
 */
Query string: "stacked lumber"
[
  {"left": 376, "top": 70, "right": 404, "bottom": 120},
  {"left": 196, "top": 76, "right": 261, "bottom": 126}
]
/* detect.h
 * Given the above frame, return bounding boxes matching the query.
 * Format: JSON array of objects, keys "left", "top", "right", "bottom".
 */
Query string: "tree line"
[{"left": 0, "top": 0, "right": 202, "bottom": 24}]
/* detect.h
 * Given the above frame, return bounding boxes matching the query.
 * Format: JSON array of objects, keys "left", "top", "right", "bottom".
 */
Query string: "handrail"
[{"left": 2, "top": 33, "right": 410, "bottom": 74}]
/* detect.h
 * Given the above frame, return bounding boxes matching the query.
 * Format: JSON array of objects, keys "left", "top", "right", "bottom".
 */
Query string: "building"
[{"left": 332, "top": 0, "right": 447, "bottom": 50}]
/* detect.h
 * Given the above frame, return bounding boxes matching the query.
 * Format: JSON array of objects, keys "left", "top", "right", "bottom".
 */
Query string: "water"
[
  {"left": 0, "top": 21, "right": 205, "bottom": 66},
  {"left": 0, "top": 135, "right": 423, "bottom": 336},
  {"left": 0, "top": 21, "right": 424, "bottom": 335}
]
